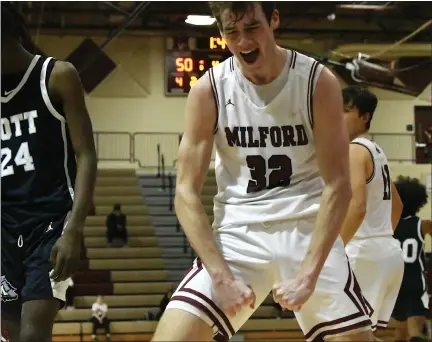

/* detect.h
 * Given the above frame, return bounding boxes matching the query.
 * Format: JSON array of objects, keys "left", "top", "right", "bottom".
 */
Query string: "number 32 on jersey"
[
  {"left": 246, "top": 154, "right": 293, "bottom": 193},
  {"left": 1, "top": 142, "right": 35, "bottom": 177}
]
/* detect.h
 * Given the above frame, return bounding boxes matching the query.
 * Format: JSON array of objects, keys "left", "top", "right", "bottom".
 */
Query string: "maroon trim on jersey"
[
  {"left": 290, "top": 51, "right": 297, "bottom": 69},
  {"left": 230, "top": 57, "right": 234, "bottom": 72},
  {"left": 303, "top": 260, "right": 373, "bottom": 341},
  {"left": 170, "top": 258, "right": 236, "bottom": 339},
  {"left": 351, "top": 141, "right": 376, "bottom": 183},
  {"left": 307, "top": 60, "right": 320, "bottom": 128},
  {"left": 208, "top": 68, "right": 220, "bottom": 134}
]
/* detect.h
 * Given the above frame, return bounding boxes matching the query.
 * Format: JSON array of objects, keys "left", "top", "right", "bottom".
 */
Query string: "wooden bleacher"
[{"left": 52, "top": 319, "right": 398, "bottom": 341}]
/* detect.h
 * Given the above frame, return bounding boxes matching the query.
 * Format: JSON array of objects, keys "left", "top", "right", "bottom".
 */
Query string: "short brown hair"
[{"left": 208, "top": 1, "right": 276, "bottom": 27}]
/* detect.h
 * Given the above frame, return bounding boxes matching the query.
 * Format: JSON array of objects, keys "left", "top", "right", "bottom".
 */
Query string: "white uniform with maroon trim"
[
  {"left": 166, "top": 50, "right": 373, "bottom": 341},
  {"left": 345, "top": 137, "right": 404, "bottom": 331}
]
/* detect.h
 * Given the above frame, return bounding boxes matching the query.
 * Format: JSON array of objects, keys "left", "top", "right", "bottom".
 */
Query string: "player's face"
[
  {"left": 219, "top": 4, "right": 279, "bottom": 71},
  {"left": 343, "top": 103, "right": 367, "bottom": 140}
]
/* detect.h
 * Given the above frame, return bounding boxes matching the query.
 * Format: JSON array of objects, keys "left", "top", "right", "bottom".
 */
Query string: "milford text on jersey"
[{"left": 225, "top": 125, "right": 308, "bottom": 148}]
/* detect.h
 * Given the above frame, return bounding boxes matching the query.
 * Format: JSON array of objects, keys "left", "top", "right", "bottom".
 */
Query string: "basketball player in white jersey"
[
  {"left": 341, "top": 86, "right": 405, "bottom": 336},
  {"left": 152, "top": 2, "right": 374, "bottom": 341}
]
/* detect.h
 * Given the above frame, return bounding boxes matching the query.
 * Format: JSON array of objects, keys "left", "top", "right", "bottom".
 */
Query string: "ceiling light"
[
  {"left": 337, "top": 4, "right": 395, "bottom": 10},
  {"left": 185, "top": 15, "right": 216, "bottom": 26}
]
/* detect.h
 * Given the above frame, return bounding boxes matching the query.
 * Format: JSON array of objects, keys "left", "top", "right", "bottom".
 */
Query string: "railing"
[
  {"left": 93, "top": 131, "right": 418, "bottom": 167},
  {"left": 92, "top": 131, "right": 420, "bottom": 263},
  {"left": 367, "top": 133, "right": 416, "bottom": 162}
]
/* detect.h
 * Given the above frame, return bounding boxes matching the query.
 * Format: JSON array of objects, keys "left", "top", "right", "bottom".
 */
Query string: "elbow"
[
  {"left": 327, "top": 178, "right": 352, "bottom": 204},
  {"left": 77, "top": 148, "right": 97, "bottom": 168},
  {"left": 355, "top": 202, "right": 367, "bottom": 220},
  {"left": 174, "top": 183, "right": 199, "bottom": 210}
]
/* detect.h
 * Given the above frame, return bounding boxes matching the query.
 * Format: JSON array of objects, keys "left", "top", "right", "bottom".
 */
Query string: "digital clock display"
[{"left": 165, "top": 49, "right": 231, "bottom": 96}]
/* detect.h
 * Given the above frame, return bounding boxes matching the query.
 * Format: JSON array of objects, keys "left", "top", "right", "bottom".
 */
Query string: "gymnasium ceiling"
[{"left": 22, "top": 1, "right": 432, "bottom": 43}]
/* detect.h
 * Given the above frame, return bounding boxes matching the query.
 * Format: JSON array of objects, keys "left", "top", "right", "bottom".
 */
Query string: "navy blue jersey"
[
  {"left": 1, "top": 55, "right": 76, "bottom": 231},
  {"left": 393, "top": 216, "right": 427, "bottom": 294}
]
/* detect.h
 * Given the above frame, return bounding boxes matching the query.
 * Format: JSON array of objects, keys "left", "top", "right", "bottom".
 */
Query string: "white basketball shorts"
[
  {"left": 166, "top": 218, "right": 373, "bottom": 341},
  {"left": 346, "top": 236, "right": 404, "bottom": 330}
]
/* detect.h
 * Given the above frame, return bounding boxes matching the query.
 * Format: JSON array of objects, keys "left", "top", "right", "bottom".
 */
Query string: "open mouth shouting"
[{"left": 239, "top": 48, "right": 260, "bottom": 64}]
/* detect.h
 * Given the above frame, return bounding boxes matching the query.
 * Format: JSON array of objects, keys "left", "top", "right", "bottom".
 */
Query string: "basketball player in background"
[
  {"left": 340, "top": 86, "right": 405, "bottom": 337},
  {"left": 392, "top": 176, "right": 431, "bottom": 342},
  {"left": 152, "top": 2, "right": 374, "bottom": 341},
  {"left": 1, "top": 3, "right": 97, "bottom": 342}
]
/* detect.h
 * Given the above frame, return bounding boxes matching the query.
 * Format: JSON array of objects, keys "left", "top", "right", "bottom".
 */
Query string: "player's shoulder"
[
  {"left": 48, "top": 60, "right": 82, "bottom": 96},
  {"left": 351, "top": 137, "right": 376, "bottom": 152},
  {"left": 209, "top": 55, "right": 235, "bottom": 82},
  {"left": 289, "top": 50, "right": 325, "bottom": 75},
  {"left": 190, "top": 68, "right": 215, "bottom": 101},
  {"left": 50, "top": 60, "right": 79, "bottom": 80}
]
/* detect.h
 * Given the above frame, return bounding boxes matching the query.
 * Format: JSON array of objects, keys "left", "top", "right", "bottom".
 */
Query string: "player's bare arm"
[
  {"left": 340, "top": 144, "right": 370, "bottom": 245},
  {"left": 301, "top": 67, "right": 352, "bottom": 280},
  {"left": 421, "top": 219, "right": 432, "bottom": 236},
  {"left": 175, "top": 73, "right": 255, "bottom": 316},
  {"left": 48, "top": 61, "right": 97, "bottom": 281},
  {"left": 390, "top": 182, "right": 403, "bottom": 230},
  {"left": 273, "top": 67, "right": 351, "bottom": 310}
]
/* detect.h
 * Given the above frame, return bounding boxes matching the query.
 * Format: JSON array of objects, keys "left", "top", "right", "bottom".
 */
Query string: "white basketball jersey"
[
  {"left": 209, "top": 50, "right": 325, "bottom": 228},
  {"left": 351, "top": 137, "right": 393, "bottom": 239}
]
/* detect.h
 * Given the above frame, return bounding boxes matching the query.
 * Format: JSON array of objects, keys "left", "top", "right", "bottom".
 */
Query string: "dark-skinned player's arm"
[
  {"left": 175, "top": 73, "right": 255, "bottom": 316},
  {"left": 301, "top": 67, "right": 352, "bottom": 287},
  {"left": 49, "top": 61, "right": 97, "bottom": 281},
  {"left": 340, "top": 144, "right": 369, "bottom": 245},
  {"left": 390, "top": 181, "right": 403, "bottom": 231},
  {"left": 421, "top": 219, "right": 432, "bottom": 236}
]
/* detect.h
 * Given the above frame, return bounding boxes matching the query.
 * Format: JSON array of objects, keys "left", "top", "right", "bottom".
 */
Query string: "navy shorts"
[
  {"left": 392, "top": 289, "right": 430, "bottom": 321},
  {"left": 1, "top": 211, "right": 71, "bottom": 318}
]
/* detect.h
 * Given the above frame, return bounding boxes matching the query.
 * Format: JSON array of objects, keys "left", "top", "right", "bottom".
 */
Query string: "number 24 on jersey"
[{"left": 1, "top": 142, "right": 35, "bottom": 177}]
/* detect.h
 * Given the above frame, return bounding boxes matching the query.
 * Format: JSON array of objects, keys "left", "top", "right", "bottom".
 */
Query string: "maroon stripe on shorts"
[
  {"left": 304, "top": 258, "right": 372, "bottom": 340},
  {"left": 312, "top": 319, "right": 372, "bottom": 342}
]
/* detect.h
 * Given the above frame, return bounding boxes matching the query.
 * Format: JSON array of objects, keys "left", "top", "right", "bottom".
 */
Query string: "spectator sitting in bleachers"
[
  {"left": 156, "top": 286, "right": 173, "bottom": 321},
  {"left": 106, "top": 204, "right": 128, "bottom": 247},
  {"left": 90, "top": 295, "right": 110, "bottom": 342}
]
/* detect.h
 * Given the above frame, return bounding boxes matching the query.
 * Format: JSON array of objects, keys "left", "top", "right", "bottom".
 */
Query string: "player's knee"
[{"left": 19, "top": 324, "right": 50, "bottom": 342}]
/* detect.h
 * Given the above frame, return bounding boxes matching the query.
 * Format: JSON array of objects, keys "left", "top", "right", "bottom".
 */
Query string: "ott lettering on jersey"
[
  {"left": 1, "top": 276, "right": 18, "bottom": 302},
  {"left": 1, "top": 110, "right": 38, "bottom": 178},
  {"left": 225, "top": 125, "right": 309, "bottom": 148},
  {"left": 1, "top": 110, "right": 38, "bottom": 141}
]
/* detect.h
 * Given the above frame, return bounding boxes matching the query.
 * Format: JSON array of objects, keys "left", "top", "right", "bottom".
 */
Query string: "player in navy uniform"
[
  {"left": 1, "top": 3, "right": 97, "bottom": 342},
  {"left": 392, "top": 176, "right": 431, "bottom": 342}
]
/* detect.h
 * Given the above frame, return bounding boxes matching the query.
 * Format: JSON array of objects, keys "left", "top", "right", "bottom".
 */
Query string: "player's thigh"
[
  {"left": 293, "top": 241, "right": 373, "bottom": 341},
  {"left": 21, "top": 213, "right": 71, "bottom": 305},
  {"left": 19, "top": 298, "right": 60, "bottom": 342},
  {"left": 152, "top": 309, "right": 214, "bottom": 342},
  {"left": 1, "top": 319, "right": 20, "bottom": 342}
]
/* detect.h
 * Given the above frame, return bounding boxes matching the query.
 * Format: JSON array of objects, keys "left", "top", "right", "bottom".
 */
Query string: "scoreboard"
[{"left": 165, "top": 37, "right": 232, "bottom": 96}]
